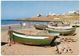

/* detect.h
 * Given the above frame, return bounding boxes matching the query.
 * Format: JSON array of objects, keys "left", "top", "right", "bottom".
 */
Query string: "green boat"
[
  {"left": 46, "top": 27, "right": 76, "bottom": 35},
  {"left": 8, "top": 30, "right": 59, "bottom": 45},
  {"left": 34, "top": 24, "right": 48, "bottom": 30}
]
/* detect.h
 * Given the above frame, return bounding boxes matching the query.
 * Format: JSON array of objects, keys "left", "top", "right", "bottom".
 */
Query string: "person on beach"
[
  {"left": 22, "top": 22, "right": 26, "bottom": 28},
  {"left": 8, "top": 26, "right": 12, "bottom": 31},
  {"left": 20, "top": 22, "right": 23, "bottom": 28},
  {"left": 8, "top": 26, "right": 13, "bottom": 46}
]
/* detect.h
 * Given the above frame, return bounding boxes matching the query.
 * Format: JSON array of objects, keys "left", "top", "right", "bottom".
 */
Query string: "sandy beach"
[
  {"left": 1, "top": 25, "right": 80, "bottom": 55},
  {"left": 1, "top": 1, "right": 79, "bottom": 55}
]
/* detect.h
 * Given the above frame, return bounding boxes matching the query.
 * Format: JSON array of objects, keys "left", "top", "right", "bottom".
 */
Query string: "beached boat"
[
  {"left": 48, "top": 21, "right": 70, "bottom": 26},
  {"left": 48, "top": 24, "right": 72, "bottom": 30},
  {"left": 46, "top": 27, "right": 76, "bottom": 35},
  {"left": 34, "top": 24, "right": 48, "bottom": 30},
  {"left": 71, "top": 22, "right": 80, "bottom": 27},
  {"left": 34, "top": 21, "right": 71, "bottom": 30},
  {"left": 8, "top": 30, "right": 59, "bottom": 45}
]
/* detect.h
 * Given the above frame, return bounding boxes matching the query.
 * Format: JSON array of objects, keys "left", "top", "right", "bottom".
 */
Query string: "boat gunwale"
[{"left": 12, "top": 30, "right": 54, "bottom": 37}]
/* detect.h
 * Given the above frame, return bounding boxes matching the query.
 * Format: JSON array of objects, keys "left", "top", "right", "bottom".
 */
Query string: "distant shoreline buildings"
[
  {"left": 32, "top": 10, "right": 79, "bottom": 18},
  {"left": 64, "top": 10, "right": 80, "bottom": 16}
]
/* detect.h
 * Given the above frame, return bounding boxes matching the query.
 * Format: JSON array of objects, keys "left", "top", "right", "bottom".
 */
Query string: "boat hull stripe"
[{"left": 13, "top": 33, "right": 53, "bottom": 39}]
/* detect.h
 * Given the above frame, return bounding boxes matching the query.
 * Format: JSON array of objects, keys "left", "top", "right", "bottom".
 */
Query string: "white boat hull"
[{"left": 48, "top": 25, "right": 72, "bottom": 30}]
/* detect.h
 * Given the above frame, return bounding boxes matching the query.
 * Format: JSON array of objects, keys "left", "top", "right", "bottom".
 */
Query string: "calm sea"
[{"left": 1, "top": 20, "right": 48, "bottom": 26}]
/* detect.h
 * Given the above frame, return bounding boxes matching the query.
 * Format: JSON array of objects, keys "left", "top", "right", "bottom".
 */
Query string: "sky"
[{"left": 1, "top": 1, "right": 79, "bottom": 19}]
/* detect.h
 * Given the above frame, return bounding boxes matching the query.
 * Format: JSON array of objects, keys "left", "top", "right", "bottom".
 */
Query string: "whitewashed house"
[{"left": 49, "top": 12, "right": 56, "bottom": 16}]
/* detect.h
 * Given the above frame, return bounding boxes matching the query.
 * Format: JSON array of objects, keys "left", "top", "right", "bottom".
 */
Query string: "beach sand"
[{"left": 1, "top": 26, "right": 80, "bottom": 55}]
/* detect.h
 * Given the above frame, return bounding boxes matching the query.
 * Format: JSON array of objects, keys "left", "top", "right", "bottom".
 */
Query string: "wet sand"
[
  {"left": 1, "top": 23, "right": 32, "bottom": 30},
  {"left": 1, "top": 27, "right": 80, "bottom": 55}
]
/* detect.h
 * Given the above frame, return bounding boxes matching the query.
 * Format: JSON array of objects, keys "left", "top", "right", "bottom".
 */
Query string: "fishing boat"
[
  {"left": 48, "top": 24, "right": 72, "bottom": 30},
  {"left": 8, "top": 30, "right": 59, "bottom": 45},
  {"left": 34, "top": 24, "right": 48, "bottom": 30},
  {"left": 46, "top": 27, "right": 76, "bottom": 35},
  {"left": 71, "top": 22, "right": 80, "bottom": 27},
  {"left": 48, "top": 21, "right": 70, "bottom": 25}
]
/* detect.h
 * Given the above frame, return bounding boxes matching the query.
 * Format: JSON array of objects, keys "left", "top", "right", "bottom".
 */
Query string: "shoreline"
[
  {"left": 8, "top": 19, "right": 80, "bottom": 22},
  {"left": 1, "top": 20, "right": 80, "bottom": 31},
  {"left": 1, "top": 23, "right": 33, "bottom": 30}
]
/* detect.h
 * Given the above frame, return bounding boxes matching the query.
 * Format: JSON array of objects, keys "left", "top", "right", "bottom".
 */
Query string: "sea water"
[
  {"left": 1, "top": 20, "right": 48, "bottom": 31},
  {"left": 1, "top": 20, "right": 48, "bottom": 26}
]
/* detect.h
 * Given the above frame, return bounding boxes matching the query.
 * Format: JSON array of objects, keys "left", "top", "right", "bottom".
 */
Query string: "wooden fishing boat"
[
  {"left": 46, "top": 27, "right": 76, "bottom": 35},
  {"left": 48, "top": 25, "right": 72, "bottom": 30},
  {"left": 8, "top": 30, "right": 59, "bottom": 45},
  {"left": 48, "top": 21, "right": 70, "bottom": 26},
  {"left": 71, "top": 22, "right": 80, "bottom": 27},
  {"left": 34, "top": 24, "right": 48, "bottom": 30}
]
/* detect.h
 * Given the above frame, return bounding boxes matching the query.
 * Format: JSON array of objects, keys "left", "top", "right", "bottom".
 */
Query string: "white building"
[
  {"left": 69, "top": 11, "right": 75, "bottom": 14},
  {"left": 68, "top": 10, "right": 80, "bottom": 15},
  {"left": 49, "top": 12, "right": 56, "bottom": 16}
]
